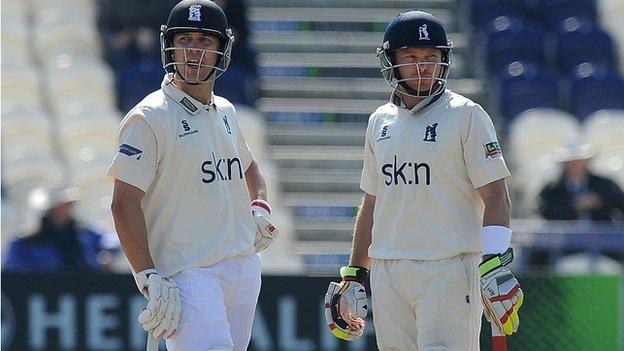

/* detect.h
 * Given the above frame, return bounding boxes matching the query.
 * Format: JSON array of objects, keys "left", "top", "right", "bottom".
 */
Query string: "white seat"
[
  {"left": 509, "top": 109, "right": 581, "bottom": 168},
  {"left": 46, "top": 61, "right": 116, "bottom": 112},
  {"left": 1, "top": 67, "right": 44, "bottom": 109},
  {"left": 30, "top": 0, "right": 95, "bottom": 18},
  {"left": 34, "top": 24, "right": 101, "bottom": 63},
  {"left": 1, "top": 0, "right": 29, "bottom": 24},
  {"left": 59, "top": 135, "right": 116, "bottom": 168},
  {"left": 583, "top": 109, "right": 624, "bottom": 149},
  {"left": 1, "top": 22, "right": 32, "bottom": 67},
  {"left": 2, "top": 156, "right": 66, "bottom": 206},
  {"left": 590, "top": 145, "right": 624, "bottom": 190},
  {"left": 2, "top": 134, "right": 55, "bottom": 165},
  {"left": 1, "top": 108, "right": 53, "bottom": 142}
]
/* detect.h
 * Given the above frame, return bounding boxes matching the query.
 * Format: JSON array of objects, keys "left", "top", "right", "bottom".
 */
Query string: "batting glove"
[
  {"left": 251, "top": 199, "right": 279, "bottom": 252},
  {"left": 324, "top": 266, "right": 369, "bottom": 341},
  {"left": 136, "top": 270, "right": 181, "bottom": 339},
  {"left": 480, "top": 248, "right": 524, "bottom": 336}
]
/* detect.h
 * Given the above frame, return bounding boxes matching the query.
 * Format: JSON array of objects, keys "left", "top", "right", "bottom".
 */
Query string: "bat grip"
[{"left": 491, "top": 323, "right": 507, "bottom": 351}]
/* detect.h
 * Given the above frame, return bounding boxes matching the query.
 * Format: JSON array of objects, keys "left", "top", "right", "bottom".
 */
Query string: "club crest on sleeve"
[
  {"left": 119, "top": 144, "right": 143, "bottom": 160},
  {"left": 423, "top": 123, "right": 438, "bottom": 142},
  {"left": 484, "top": 141, "right": 503, "bottom": 159}
]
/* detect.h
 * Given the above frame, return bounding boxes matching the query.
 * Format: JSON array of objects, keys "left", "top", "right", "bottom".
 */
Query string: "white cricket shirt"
[
  {"left": 107, "top": 74, "right": 255, "bottom": 276},
  {"left": 360, "top": 90, "right": 510, "bottom": 260}
]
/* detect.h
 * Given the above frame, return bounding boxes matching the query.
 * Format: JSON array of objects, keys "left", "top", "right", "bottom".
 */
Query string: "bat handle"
[
  {"left": 146, "top": 332, "right": 160, "bottom": 351},
  {"left": 491, "top": 323, "right": 507, "bottom": 351}
]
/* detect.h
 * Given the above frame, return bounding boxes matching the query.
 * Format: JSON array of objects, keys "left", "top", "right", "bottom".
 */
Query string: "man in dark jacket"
[
  {"left": 539, "top": 141, "right": 624, "bottom": 222},
  {"left": 3, "top": 188, "right": 113, "bottom": 272}
]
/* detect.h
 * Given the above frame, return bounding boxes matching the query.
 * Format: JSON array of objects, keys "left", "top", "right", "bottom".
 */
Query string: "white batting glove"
[
  {"left": 136, "top": 270, "right": 181, "bottom": 339},
  {"left": 324, "top": 266, "right": 369, "bottom": 341},
  {"left": 480, "top": 248, "right": 524, "bottom": 336},
  {"left": 251, "top": 199, "right": 279, "bottom": 252}
]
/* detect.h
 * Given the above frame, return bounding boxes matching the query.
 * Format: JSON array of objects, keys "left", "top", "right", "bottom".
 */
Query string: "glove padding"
[
  {"left": 324, "top": 266, "right": 369, "bottom": 341},
  {"left": 251, "top": 200, "right": 279, "bottom": 252},
  {"left": 480, "top": 249, "right": 524, "bottom": 336},
  {"left": 137, "top": 274, "right": 181, "bottom": 339}
]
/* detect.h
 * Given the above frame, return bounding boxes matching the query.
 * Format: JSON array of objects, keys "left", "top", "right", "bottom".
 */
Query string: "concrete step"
[
  {"left": 278, "top": 168, "right": 362, "bottom": 192},
  {"left": 294, "top": 219, "right": 355, "bottom": 241},
  {"left": 258, "top": 52, "right": 469, "bottom": 79},
  {"left": 248, "top": 7, "right": 455, "bottom": 32},
  {"left": 267, "top": 122, "right": 365, "bottom": 146},
  {"left": 252, "top": 30, "right": 467, "bottom": 55},
  {"left": 282, "top": 192, "right": 363, "bottom": 207},
  {"left": 272, "top": 145, "right": 364, "bottom": 169},
  {"left": 248, "top": 0, "right": 455, "bottom": 9},
  {"left": 259, "top": 77, "right": 484, "bottom": 101},
  {"left": 257, "top": 97, "right": 383, "bottom": 123}
]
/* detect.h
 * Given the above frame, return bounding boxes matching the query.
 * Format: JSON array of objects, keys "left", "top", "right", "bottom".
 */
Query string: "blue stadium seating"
[
  {"left": 470, "top": 0, "right": 528, "bottom": 28},
  {"left": 531, "top": 0, "right": 597, "bottom": 28},
  {"left": 569, "top": 64, "right": 624, "bottom": 118},
  {"left": 556, "top": 24, "right": 617, "bottom": 74},
  {"left": 484, "top": 16, "right": 546, "bottom": 74},
  {"left": 498, "top": 61, "right": 559, "bottom": 119}
]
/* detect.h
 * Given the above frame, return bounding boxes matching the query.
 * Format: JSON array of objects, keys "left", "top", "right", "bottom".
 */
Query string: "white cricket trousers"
[
  {"left": 166, "top": 254, "right": 262, "bottom": 351},
  {"left": 370, "top": 253, "right": 483, "bottom": 351}
]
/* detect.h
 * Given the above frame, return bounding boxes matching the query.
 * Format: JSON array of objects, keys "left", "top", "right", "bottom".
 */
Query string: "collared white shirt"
[
  {"left": 107, "top": 74, "right": 255, "bottom": 276},
  {"left": 361, "top": 90, "right": 510, "bottom": 260}
]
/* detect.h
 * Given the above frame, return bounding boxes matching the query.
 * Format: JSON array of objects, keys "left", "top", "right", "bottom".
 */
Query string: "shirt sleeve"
[
  {"left": 234, "top": 117, "right": 253, "bottom": 171},
  {"left": 360, "top": 118, "right": 378, "bottom": 195},
  {"left": 462, "top": 105, "right": 510, "bottom": 189},
  {"left": 107, "top": 115, "right": 158, "bottom": 192}
]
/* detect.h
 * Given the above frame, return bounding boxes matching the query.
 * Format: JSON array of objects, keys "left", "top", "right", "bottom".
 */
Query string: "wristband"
[
  {"left": 482, "top": 225, "right": 511, "bottom": 255},
  {"left": 340, "top": 265, "right": 369, "bottom": 284},
  {"left": 136, "top": 268, "right": 157, "bottom": 293},
  {"left": 251, "top": 199, "right": 272, "bottom": 218}
]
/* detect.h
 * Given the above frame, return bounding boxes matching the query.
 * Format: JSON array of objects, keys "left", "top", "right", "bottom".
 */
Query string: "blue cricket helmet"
[
  {"left": 160, "top": 0, "right": 234, "bottom": 83},
  {"left": 377, "top": 11, "right": 453, "bottom": 97}
]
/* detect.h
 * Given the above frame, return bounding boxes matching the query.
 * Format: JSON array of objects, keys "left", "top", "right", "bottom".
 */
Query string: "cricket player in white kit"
[
  {"left": 108, "top": 1, "right": 278, "bottom": 350},
  {"left": 324, "top": 11, "right": 524, "bottom": 350}
]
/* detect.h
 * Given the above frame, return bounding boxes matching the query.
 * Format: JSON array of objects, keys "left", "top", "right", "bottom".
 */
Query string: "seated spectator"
[
  {"left": 538, "top": 140, "right": 624, "bottom": 222},
  {"left": 3, "top": 188, "right": 117, "bottom": 272}
]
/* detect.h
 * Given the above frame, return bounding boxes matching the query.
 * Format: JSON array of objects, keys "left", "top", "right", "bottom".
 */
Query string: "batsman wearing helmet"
[
  {"left": 324, "top": 11, "right": 523, "bottom": 350},
  {"left": 108, "top": 1, "right": 278, "bottom": 349}
]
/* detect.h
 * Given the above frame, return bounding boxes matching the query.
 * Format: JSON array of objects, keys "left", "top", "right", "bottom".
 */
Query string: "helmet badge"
[
  {"left": 188, "top": 4, "right": 202, "bottom": 22},
  {"left": 418, "top": 24, "right": 430, "bottom": 40}
]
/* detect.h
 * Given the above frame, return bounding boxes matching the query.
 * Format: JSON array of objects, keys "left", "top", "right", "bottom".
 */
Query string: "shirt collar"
[
  {"left": 161, "top": 74, "right": 215, "bottom": 115},
  {"left": 390, "top": 89, "right": 445, "bottom": 115}
]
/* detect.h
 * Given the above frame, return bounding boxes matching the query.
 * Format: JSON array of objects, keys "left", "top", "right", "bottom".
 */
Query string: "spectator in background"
[
  {"left": 3, "top": 188, "right": 116, "bottom": 272},
  {"left": 538, "top": 140, "right": 624, "bottom": 222}
]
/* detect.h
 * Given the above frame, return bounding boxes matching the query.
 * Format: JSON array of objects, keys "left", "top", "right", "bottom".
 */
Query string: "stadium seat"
[
  {"left": 1, "top": 22, "right": 32, "bottom": 67},
  {"left": 556, "top": 25, "right": 617, "bottom": 73},
  {"left": 2, "top": 156, "right": 65, "bottom": 206},
  {"left": 533, "top": 0, "right": 597, "bottom": 28},
  {"left": 34, "top": 24, "right": 102, "bottom": 63},
  {"left": 1, "top": 0, "right": 30, "bottom": 24},
  {"left": 46, "top": 61, "right": 117, "bottom": 113},
  {"left": 469, "top": 0, "right": 528, "bottom": 28},
  {"left": 1, "top": 108, "right": 53, "bottom": 143},
  {"left": 583, "top": 109, "right": 624, "bottom": 149},
  {"left": 508, "top": 108, "right": 581, "bottom": 171},
  {"left": 568, "top": 64, "right": 624, "bottom": 118},
  {"left": 1, "top": 67, "right": 44, "bottom": 110},
  {"left": 590, "top": 145, "right": 624, "bottom": 190},
  {"left": 497, "top": 62, "right": 559, "bottom": 119},
  {"left": 484, "top": 16, "right": 546, "bottom": 74}
]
